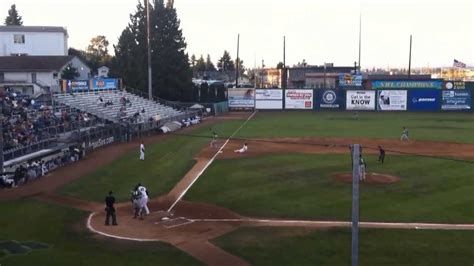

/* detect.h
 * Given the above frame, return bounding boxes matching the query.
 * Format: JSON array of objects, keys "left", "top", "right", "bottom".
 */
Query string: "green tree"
[
  {"left": 113, "top": 1, "right": 148, "bottom": 91},
  {"left": 217, "top": 50, "right": 234, "bottom": 72},
  {"left": 276, "top": 62, "right": 284, "bottom": 69},
  {"left": 86, "top": 35, "right": 111, "bottom": 75},
  {"left": 194, "top": 55, "right": 206, "bottom": 72},
  {"left": 114, "top": 0, "right": 193, "bottom": 101},
  {"left": 61, "top": 64, "right": 80, "bottom": 80},
  {"left": 190, "top": 54, "right": 196, "bottom": 68},
  {"left": 5, "top": 4, "right": 23, "bottom": 26},
  {"left": 205, "top": 54, "right": 216, "bottom": 71}
]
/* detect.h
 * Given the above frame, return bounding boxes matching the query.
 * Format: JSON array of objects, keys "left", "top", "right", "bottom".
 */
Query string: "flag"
[{"left": 453, "top": 59, "right": 466, "bottom": 68}]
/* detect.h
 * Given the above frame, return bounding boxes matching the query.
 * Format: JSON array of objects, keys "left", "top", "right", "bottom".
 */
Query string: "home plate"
[{"left": 158, "top": 217, "right": 193, "bottom": 229}]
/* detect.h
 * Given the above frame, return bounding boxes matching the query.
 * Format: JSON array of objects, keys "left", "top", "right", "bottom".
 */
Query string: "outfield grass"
[
  {"left": 213, "top": 227, "right": 474, "bottom": 266},
  {"left": 59, "top": 119, "right": 246, "bottom": 202},
  {"left": 0, "top": 200, "right": 201, "bottom": 266},
  {"left": 186, "top": 154, "right": 474, "bottom": 223},
  {"left": 237, "top": 112, "right": 474, "bottom": 143}
]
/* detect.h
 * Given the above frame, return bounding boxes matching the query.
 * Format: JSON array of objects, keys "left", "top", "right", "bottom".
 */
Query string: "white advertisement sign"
[
  {"left": 256, "top": 89, "right": 283, "bottom": 100},
  {"left": 285, "top": 89, "right": 313, "bottom": 109},
  {"left": 346, "top": 91, "right": 376, "bottom": 110},
  {"left": 256, "top": 100, "right": 283, "bottom": 109},
  {"left": 377, "top": 90, "right": 407, "bottom": 111}
]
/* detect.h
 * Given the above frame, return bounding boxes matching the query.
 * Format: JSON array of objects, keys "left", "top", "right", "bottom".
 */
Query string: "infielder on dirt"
[
  {"left": 359, "top": 156, "right": 367, "bottom": 181},
  {"left": 378, "top": 146, "right": 385, "bottom": 164},
  {"left": 400, "top": 127, "right": 409, "bottom": 141},
  {"left": 139, "top": 142, "right": 145, "bottom": 160},
  {"left": 234, "top": 143, "right": 248, "bottom": 153},
  {"left": 210, "top": 131, "right": 218, "bottom": 148}
]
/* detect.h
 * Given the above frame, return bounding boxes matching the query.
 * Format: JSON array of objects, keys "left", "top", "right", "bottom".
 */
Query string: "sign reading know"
[{"left": 346, "top": 91, "right": 375, "bottom": 110}]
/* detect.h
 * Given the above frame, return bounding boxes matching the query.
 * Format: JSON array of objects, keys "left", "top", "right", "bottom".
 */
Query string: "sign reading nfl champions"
[
  {"left": 346, "top": 91, "right": 376, "bottom": 110},
  {"left": 285, "top": 90, "right": 313, "bottom": 109},
  {"left": 377, "top": 90, "right": 407, "bottom": 111}
]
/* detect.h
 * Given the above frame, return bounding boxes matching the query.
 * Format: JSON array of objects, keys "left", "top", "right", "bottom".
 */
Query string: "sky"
[{"left": 1, "top": 0, "right": 473, "bottom": 69}]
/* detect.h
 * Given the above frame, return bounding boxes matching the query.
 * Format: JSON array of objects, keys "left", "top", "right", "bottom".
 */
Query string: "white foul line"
[
  {"left": 190, "top": 218, "right": 474, "bottom": 230},
  {"left": 86, "top": 212, "right": 162, "bottom": 242},
  {"left": 167, "top": 111, "right": 257, "bottom": 212}
]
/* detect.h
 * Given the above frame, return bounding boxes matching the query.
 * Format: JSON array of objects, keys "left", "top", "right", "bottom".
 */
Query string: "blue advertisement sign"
[
  {"left": 315, "top": 89, "right": 345, "bottom": 110},
  {"left": 408, "top": 90, "right": 440, "bottom": 111},
  {"left": 372, "top": 80, "right": 442, "bottom": 89},
  {"left": 92, "top": 79, "right": 118, "bottom": 90},
  {"left": 338, "top": 74, "right": 362, "bottom": 88},
  {"left": 441, "top": 90, "right": 471, "bottom": 110},
  {"left": 65, "top": 80, "right": 89, "bottom": 92}
]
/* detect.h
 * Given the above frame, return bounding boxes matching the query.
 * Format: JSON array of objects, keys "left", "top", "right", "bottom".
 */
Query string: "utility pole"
[
  {"left": 283, "top": 36, "right": 287, "bottom": 89},
  {"left": 146, "top": 0, "right": 153, "bottom": 100},
  {"left": 358, "top": 13, "right": 362, "bottom": 73},
  {"left": 235, "top": 34, "right": 240, "bottom": 88},
  {"left": 351, "top": 144, "right": 361, "bottom": 266},
  {"left": 408, "top": 35, "right": 412, "bottom": 78}
]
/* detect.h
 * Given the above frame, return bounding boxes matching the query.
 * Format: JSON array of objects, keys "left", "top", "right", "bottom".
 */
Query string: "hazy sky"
[{"left": 2, "top": 0, "right": 473, "bottom": 68}]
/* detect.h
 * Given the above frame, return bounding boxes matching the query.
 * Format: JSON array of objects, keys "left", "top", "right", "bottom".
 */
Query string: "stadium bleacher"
[{"left": 54, "top": 91, "right": 184, "bottom": 123}]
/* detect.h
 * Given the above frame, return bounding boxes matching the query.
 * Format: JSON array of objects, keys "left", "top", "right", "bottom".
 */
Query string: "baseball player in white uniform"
[
  {"left": 234, "top": 143, "right": 248, "bottom": 153},
  {"left": 137, "top": 184, "right": 150, "bottom": 215},
  {"left": 140, "top": 143, "right": 145, "bottom": 160},
  {"left": 400, "top": 127, "right": 409, "bottom": 141},
  {"left": 359, "top": 157, "right": 366, "bottom": 181}
]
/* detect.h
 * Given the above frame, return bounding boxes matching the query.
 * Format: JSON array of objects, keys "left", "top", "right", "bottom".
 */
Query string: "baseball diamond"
[{"left": 1, "top": 110, "right": 474, "bottom": 266}]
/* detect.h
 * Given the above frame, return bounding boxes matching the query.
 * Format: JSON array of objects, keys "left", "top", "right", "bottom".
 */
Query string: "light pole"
[{"left": 145, "top": 0, "right": 153, "bottom": 100}]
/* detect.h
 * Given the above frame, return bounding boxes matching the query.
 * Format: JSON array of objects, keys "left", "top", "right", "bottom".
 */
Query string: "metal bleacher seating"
[{"left": 54, "top": 90, "right": 183, "bottom": 123}]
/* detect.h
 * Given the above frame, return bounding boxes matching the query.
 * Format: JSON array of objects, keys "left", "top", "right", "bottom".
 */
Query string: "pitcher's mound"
[{"left": 332, "top": 172, "right": 400, "bottom": 184}]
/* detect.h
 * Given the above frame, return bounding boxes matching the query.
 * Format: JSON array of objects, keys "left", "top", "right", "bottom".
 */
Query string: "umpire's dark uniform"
[{"left": 105, "top": 191, "right": 118, "bottom": 226}]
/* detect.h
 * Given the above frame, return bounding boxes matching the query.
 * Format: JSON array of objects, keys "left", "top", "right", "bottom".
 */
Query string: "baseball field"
[{"left": 1, "top": 111, "right": 474, "bottom": 266}]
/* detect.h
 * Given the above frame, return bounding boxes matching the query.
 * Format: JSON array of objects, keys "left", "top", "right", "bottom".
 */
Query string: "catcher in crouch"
[{"left": 234, "top": 143, "right": 248, "bottom": 153}]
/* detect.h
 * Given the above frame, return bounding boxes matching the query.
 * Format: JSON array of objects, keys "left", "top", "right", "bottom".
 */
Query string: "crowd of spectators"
[
  {"left": 0, "top": 145, "right": 84, "bottom": 189},
  {"left": 1, "top": 89, "right": 96, "bottom": 153}
]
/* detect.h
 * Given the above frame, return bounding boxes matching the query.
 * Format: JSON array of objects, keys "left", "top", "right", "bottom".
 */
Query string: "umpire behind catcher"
[{"left": 105, "top": 191, "right": 118, "bottom": 226}]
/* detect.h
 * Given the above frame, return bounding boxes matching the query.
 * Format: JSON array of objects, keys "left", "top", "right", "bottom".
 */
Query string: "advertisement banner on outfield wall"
[
  {"left": 346, "top": 90, "right": 376, "bottom": 110},
  {"left": 255, "top": 89, "right": 283, "bottom": 100},
  {"left": 92, "top": 79, "right": 119, "bottom": 90},
  {"left": 285, "top": 89, "right": 313, "bottom": 109},
  {"left": 372, "top": 80, "right": 443, "bottom": 89},
  {"left": 408, "top": 90, "right": 440, "bottom": 111},
  {"left": 255, "top": 100, "right": 283, "bottom": 109},
  {"left": 315, "top": 89, "right": 346, "bottom": 109},
  {"left": 377, "top": 90, "right": 407, "bottom": 111},
  {"left": 228, "top": 88, "right": 255, "bottom": 110},
  {"left": 441, "top": 90, "right": 471, "bottom": 110}
]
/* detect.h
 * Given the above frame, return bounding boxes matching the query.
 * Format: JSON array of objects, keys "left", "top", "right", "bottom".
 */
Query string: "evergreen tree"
[
  {"left": 113, "top": 1, "right": 147, "bottom": 91},
  {"left": 205, "top": 54, "right": 216, "bottom": 71},
  {"left": 61, "top": 64, "right": 80, "bottom": 80},
  {"left": 190, "top": 54, "right": 196, "bottom": 68},
  {"left": 194, "top": 55, "right": 206, "bottom": 72},
  {"left": 217, "top": 51, "right": 235, "bottom": 72},
  {"left": 5, "top": 4, "right": 23, "bottom": 26}
]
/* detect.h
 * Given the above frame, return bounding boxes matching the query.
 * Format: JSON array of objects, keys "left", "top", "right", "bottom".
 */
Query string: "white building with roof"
[{"left": 0, "top": 26, "right": 68, "bottom": 56}]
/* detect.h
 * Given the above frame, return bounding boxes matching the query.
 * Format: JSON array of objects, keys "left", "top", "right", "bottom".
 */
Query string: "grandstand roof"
[{"left": 0, "top": 56, "right": 76, "bottom": 72}]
